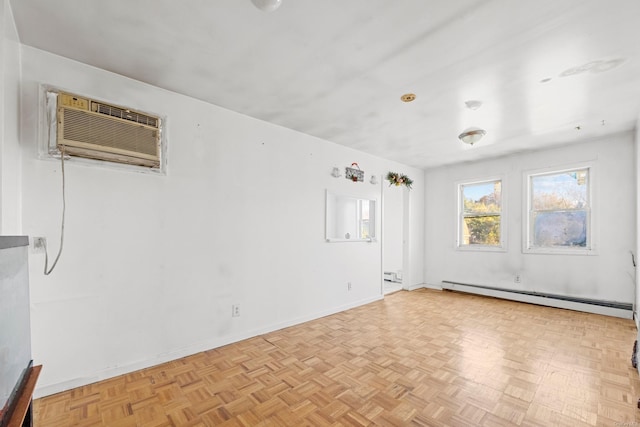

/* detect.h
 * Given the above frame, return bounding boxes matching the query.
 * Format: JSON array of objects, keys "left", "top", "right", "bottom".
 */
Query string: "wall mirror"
[{"left": 325, "top": 191, "right": 377, "bottom": 242}]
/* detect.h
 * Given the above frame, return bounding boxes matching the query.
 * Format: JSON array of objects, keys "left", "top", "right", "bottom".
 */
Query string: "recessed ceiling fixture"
[
  {"left": 401, "top": 93, "right": 416, "bottom": 103},
  {"left": 458, "top": 127, "right": 486, "bottom": 145},
  {"left": 251, "top": 0, "right": 282, "bottom": 12}
]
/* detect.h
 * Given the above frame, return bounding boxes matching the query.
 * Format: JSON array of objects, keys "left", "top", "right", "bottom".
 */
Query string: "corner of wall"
[
  {"left": 635, "top": 115, "right": 640, "bottom": 330},
  {"left": 0, "top": 0, "right": 23, "bottom": 234}
]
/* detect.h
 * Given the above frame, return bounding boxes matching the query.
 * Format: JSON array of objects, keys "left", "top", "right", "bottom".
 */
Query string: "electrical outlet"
[
  {"left": 32, "top": 237, "right": 46, "bottom": 253},
  {"left": 514, "top": 274, "right": 522, "bottom": 283},
  {"left": 232, "top": 304, "right": 240, "bottom": 317},
  {"left": 347, "top": 282, "right": 352, "bottom": 291}
]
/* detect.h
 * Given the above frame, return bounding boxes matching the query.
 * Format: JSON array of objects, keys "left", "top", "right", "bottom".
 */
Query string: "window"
[
  {"left": 458, "top": 179, "right": 503, "bottom": 249},
  {"left": 358, "top": 199, "right": 372, "bottom": 239},
  {"left": 526, "top": 167, "right": 591, "bottom": 252}
]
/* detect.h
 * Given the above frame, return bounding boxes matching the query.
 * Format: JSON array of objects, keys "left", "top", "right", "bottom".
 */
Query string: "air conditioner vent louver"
[
  {"left": 56, "top": 92, "right": 162, "bottom": 169},
  {"left": 92, "top": 102, "right": 159, "bottom": 128},
  {"left": 63, "top": 109, "right": 158, "bottom": 156}
]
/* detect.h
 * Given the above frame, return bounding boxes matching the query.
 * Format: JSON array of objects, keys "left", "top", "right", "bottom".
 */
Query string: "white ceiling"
[{"left": 10, "top": 0, "right": 640, "bottom": 169}]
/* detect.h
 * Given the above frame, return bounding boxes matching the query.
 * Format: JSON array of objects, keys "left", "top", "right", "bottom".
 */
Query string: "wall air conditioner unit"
[{"left": 56, "top": 92, "right": 161, "bottom": 169}]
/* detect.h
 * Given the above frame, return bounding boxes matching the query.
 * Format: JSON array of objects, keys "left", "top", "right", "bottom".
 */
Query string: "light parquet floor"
[{"left": 34, "top": 289, "right": 640, "bottom": 426}]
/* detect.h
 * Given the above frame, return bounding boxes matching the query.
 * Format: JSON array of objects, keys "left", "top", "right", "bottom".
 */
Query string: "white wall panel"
[
  {"left": 18, "top": 46, "right": 425, "bottom": 396},
  {"left": 424, "top": 134, "right": 636, "bottom": 304}
]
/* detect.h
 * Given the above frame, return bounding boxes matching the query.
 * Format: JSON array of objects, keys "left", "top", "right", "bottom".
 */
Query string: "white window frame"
[
  {"left": 524, "top": 163, "right": 595, "bottom": 255},
  {"left": 456, "top": 176, "right": 506, "bottom": 252}
]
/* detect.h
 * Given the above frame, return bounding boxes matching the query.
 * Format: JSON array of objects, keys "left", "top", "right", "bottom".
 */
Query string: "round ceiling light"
[
  {"left": 458, "top": 127, "right": 486, "bottom": 145},
  {"left": 400, "top": 93, "right": 416, "bottom": 103},
  {"left": 251, "top": 0, "right": 282, "bottom": 12}
]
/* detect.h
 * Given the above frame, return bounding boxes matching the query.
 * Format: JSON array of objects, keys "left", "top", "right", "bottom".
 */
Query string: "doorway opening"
[{"left": 383, "top": 184, "right": 405, "bottom": 295}]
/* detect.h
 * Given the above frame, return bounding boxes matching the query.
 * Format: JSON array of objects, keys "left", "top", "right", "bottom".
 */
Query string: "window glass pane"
[
  {"left": 531, "top": 170, "right": 588, "bottom": 210},
  {"left": 360, "top": 200, "right": 369, "bottom": 220},
  {"left": 532, "top": 211, "right": 587, "bottom": 247},
  {"left": 462, "top": 181, "right": 501, "bottom": 214},
  {"left": 358, "top": 200, "right": 371, "bottom": 239},
  {"left": 360, "top": 222, "right": 370, "bottom": 238},
  {"left": 463, "top": 216, "right": 501, "bottom": 245}
]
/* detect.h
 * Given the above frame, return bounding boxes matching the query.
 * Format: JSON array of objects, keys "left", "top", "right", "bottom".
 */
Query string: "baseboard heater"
[{"left": 441, "top": 281, "right": 633, "bottom": 319}]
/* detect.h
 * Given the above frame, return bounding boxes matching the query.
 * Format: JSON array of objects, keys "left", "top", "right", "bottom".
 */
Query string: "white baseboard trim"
[
  {"left": 404, "top": 283, "right": 426, "bottom": 291},
  {"left": 441, "top": 281, "right": 633, "bottom": 319},
  {"left": 34, "top": 294, "right": 383, "bottom": 398}
]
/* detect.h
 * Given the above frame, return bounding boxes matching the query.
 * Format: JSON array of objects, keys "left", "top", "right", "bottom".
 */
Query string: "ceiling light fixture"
[
  {"left": 400, "top": 93, "right": 416, "bottom": 103},
  {"left": 464, "top": 100, "right": 482, "bottom": 110},
  {"left": 251, "top": 0, "right": 282, "bottom": 12},
  {"left": 458, "top": 127, "right": 486, "bottom": 145}
]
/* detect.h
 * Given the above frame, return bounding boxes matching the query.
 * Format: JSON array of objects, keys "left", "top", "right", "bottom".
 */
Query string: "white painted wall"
[
  {"left": 1, "top": 0, "right": 22, "bottom": 234},
  {"left": 424, "top": 134, "right": 636, "bottom": 304},
  {"left": 404, "top": 185, "right": 424, "bottom": 291},
  {"left": 383, "top": 184, "right": 403, "bottom": 278},
  {"left": 18, "top": 46, "right": 425, "bottom": 397},
  {"left": 636, "top": 118, "right": 640, "bottom": 326},
  {"left": 0, "top": 0, "right": 4, "bottom": 231}
]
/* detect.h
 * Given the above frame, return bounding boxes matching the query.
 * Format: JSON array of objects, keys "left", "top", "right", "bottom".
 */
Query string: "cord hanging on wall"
[{"left": 42, "top": 145, "right": 67, "bottom": 275}]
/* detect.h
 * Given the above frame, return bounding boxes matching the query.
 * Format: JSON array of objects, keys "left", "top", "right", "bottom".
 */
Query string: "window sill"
[
  {"left": 456, "top": 245, "right": 506, "bottom": 253},
  {"left": 326, "top": 238, "right": 377, "bottom": 243},
  {"left": 523, "top": 247, "right": 596, "bottom": 256}
]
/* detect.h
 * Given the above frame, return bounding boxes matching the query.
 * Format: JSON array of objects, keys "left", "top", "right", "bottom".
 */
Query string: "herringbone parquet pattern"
[{"left": 34, "top": 289, "right": 640, "bottom": 426}]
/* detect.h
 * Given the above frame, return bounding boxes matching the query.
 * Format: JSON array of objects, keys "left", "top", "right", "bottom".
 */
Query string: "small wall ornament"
[
  {"left": 345, "top": 162, "right": 365, "bottom": 182},
  {"left": 386, "top": 171, "right": 413, "bottom": 189}
]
